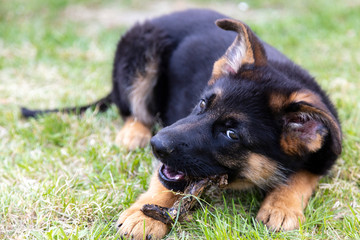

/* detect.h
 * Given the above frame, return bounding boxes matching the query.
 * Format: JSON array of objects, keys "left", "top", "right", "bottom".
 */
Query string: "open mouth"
[
  {"left": 158, "top": 164, "right": 188, "bottom": 192},
  {"left": 159, "top": 164, "right": 186, "bottom": 181}
]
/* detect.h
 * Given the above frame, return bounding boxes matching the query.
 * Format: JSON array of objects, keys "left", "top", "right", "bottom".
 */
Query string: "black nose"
[{"left": 150, "top": 135, "right": 173, "bottom": 160}]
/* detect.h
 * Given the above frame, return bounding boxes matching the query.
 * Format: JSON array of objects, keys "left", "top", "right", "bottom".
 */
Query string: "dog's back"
[{"left": 118, "top": 9, "right": 292, "bottom": 125}]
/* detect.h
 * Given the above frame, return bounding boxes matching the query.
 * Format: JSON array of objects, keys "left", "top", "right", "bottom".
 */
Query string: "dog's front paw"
[
  {"left": 256, "top": 201, "right": 305, "bottom": 231},
  {"left": 117, "top": 206, "right": 169, "bottom": 240},
  {"left": 116, "top": 117, "right": 152, "bottom": 151}
]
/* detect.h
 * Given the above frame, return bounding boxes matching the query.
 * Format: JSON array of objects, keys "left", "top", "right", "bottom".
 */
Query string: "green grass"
[{"left": 1, "top": 0, "right": 359, "bottom": 239}]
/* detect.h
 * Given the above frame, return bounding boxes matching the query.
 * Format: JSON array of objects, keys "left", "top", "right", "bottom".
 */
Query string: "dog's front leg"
[
  {"left": 256, "top": 171, "right": 320, "bottom": 231},
  {"left": 117, "top": 172, "right": 179, "bottom": 239}
]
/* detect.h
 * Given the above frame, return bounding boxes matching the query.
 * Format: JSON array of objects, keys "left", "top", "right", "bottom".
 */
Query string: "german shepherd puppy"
[{"left": 22, "top": 9, "right": 342, "bottom": 239}]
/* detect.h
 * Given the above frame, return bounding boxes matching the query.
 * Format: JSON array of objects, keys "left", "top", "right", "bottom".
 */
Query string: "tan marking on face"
[
  {"left": 270, "top": 90, "right": 327, "bottom": 113},
  {"left": 290, "top": 91, "right": 320, "bottom": 105},
  {"left": 116, "top": 117, "right": 152, "bottom": 150},
  {"left": 206, "top": 87, "right": 224, "bottom": 108},
  {"left": 243, "top": 153, "right": 279, "bottom": 186},
  {"left": 268, "top": 92, "right": 288, "bottom": 112},
  {"left": 225, "top": 153, "right": 284, "bottom": 190},
  {"left": 256, "top": 171, "right": 319, "bottom": 231},
  {"left": 129, "top": 50, "right": 159, "bottom": 126},
  {"left": 213, "top": 87, "right": 223, "bottom": 98},
  {"left": 224, "top": 112, "right": 248, "bottom": 121}
]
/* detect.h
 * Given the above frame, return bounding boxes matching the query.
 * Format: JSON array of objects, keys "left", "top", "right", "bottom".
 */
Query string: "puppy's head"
[{"left": 152, "top": 19, "right": 342, "bottom": 192}]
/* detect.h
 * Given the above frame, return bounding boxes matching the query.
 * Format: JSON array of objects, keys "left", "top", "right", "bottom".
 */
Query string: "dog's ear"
[
  {"left": 271, "top": 91, "right": 342, "bottom": 156},
  {"left": 209, "top": 19, "right": 267, "bottom": 84}
]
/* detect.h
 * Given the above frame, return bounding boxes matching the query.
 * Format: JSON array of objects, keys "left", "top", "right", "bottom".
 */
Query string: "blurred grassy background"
[{"left": 0, "top": 0, "right": 359, "bottom": 239}]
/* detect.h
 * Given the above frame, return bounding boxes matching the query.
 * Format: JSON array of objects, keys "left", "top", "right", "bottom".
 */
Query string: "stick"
[{"left": 141, "top": 174, "right": 228, "bottom": 224}]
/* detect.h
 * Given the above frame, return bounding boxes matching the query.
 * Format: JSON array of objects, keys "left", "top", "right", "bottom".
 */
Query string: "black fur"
[
  {"left": 22, "top": 9, "right": 283, "bottom": 123},
  {"left": 22, "top": 9, "right": 341, "bottom": 193},
  {"left": 21, "top": 93, "right": 112, "bottom": 118}
]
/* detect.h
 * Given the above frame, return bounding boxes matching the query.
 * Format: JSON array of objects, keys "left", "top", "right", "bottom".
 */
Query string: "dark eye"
[
  {"left": 226, "top": 129, "right": 239, "bottom": 140},
  {"left": 199, "top": 99, "right": 206, "bottom": 109}
]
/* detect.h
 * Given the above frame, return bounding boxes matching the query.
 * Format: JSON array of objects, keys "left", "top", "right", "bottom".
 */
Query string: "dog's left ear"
[
  {"left": 273, "top": 91, "right": 342, "bottom": 156},
  {"left": 209, "top": 19, "right": 267, "bottom": 84}
]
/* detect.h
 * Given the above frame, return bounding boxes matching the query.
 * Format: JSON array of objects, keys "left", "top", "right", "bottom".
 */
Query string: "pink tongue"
[{"left": 163, "top": 165, "right": 185, "bottom": 181}]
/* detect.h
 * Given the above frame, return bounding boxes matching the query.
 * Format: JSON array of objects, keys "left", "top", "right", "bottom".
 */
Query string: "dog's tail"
[{"left": 21, "top": 92, "right": 113, "bottom": 118}]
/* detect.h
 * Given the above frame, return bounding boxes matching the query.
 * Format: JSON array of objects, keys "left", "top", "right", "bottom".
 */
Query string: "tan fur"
[
  {"left": 225, "top": 179, "right": 255, "bottom": 190},
  {"left": 209, "top": 20, "right": 258, "bottom": 85},
  {"left": 226, "top": 153, "right": 283, "bottom": 190},
  {"left": 117, "top": 172, "right": 179, "bottom": 240},
  {"left": 244, "top": 154, "right": 279, "bottom": 186},
  {"left": 280, "top": 130, "right": 325, "bottom": 155},
  {"left": 306, "top": 133, "right": 324, "bottom": 152},
  {"left": 269, "top": 90, "right": 341, "bottom": 155},
  {"left": 209, "top": 58, "right": 228, "bottom": 85},
  {"left": 289, "top": 91, "right": 325, "bottom": 109},
  {"left": 256, "top": 171, "right": 319, "bottom": 231},
  {"left": 209, "top": 37, "right": 247, "bottom": 85},
  {"left": 116, "top": 47, "right": 160, "bottom": 150},
  {"left": 116, "top": 117, "right": 152, "bottom": 150},
  {"left": 299, "top": 104, "right": 341, "bottom": 147},
  {"left": 269, "top": 90, "right": 326, "bottom": 113},
  {"left": 280, "top": 135, "right": 302, "bottom": 155},
  {"left": 129, "top": 57, "right": 159, "bottom": 127},
  {"left": 239, "top": 23, "right": 255, "bottom": 66},
  {"left": 224, "top": 112, "right": 248, "bottom": 121},
  {"left": 268, "top": 92, "right": 288, "bottom": 112},
  {"left": 290, "top": 91, "right": 338, "bottom": 131},
  {"left": 213, "top": 86, "right": 224, "bottom": 98}
]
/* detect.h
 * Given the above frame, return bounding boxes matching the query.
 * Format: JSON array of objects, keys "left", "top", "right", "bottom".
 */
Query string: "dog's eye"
[
  {"left": 199, "top": 99, "right": 206, "bottom": 109},
  {"left": 226, "top": 129, "right": 239, "bottom": 140}
]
